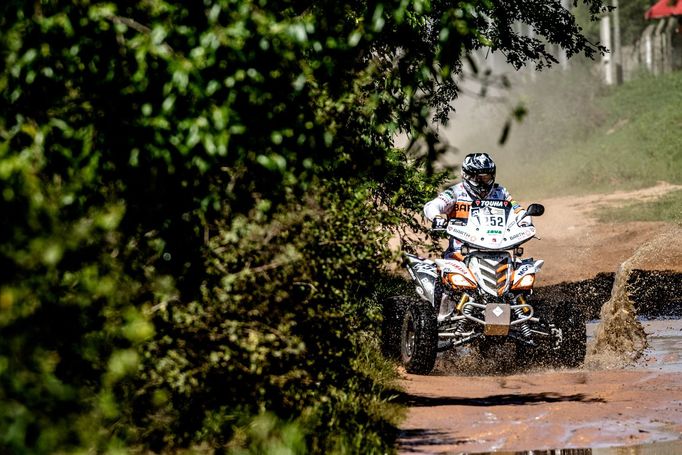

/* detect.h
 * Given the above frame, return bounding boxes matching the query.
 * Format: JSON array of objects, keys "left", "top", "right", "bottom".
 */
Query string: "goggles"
[{"left": 471, "top": 173, "right": 494, "bottom": 184}]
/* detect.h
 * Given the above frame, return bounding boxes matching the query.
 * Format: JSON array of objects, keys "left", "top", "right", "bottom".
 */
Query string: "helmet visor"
[{"left": 472, "top": 173, "right": 494, "bottom": 184}]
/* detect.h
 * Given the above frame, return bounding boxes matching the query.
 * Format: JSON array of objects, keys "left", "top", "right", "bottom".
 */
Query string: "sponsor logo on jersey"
[{"left": 451, "top": 202, "right": 471, "bottom": 219}]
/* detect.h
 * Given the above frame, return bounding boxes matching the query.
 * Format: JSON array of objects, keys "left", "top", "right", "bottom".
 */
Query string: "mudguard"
[{"left": 404, "top": 254, "right": 438, "bottom": 306}]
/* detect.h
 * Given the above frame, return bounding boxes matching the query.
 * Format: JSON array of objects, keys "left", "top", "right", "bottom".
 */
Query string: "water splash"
[
  {"left": 585, "top": 227, "right": 682, "bottom": 369},
  {"left": 584, "top": 261, "right": 648, "bottom": 368}
]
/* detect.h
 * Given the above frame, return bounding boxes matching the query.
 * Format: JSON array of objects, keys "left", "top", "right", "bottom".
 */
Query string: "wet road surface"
[{"left": 397, "top": 319, "right": 682, "bottom": 454}]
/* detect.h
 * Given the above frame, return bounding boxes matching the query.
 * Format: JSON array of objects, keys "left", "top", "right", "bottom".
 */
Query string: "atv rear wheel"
[{"left": 400, "top": 301, "right": 437, "bottom": 374}]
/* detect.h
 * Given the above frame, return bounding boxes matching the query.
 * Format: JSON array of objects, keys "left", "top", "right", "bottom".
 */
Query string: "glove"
[
  {"left": 444, "top": 250, "right": 465, "bottom": 261},
  {"left": 516, "top": 210, "right": 532, "bottom": 227},
  {"left": 432, "top": 215, "right": 448, "bottom": 230}
]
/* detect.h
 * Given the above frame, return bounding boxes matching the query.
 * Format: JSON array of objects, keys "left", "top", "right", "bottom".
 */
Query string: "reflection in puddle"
[
  {"left": 587, "top": 319, "right": 682, "bottom": 373},
  {"left": 469, "top": 320, "right": 682, "bottom": 455},
  {"left": 470, "top": 437, "right": 682, "bottom": 454}
]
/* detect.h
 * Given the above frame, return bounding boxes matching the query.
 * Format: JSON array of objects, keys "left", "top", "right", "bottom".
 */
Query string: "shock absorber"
[
  {"left": 455, "top": 294, "right": 472, "bottom": 335},
  {"left": 514, "top": 295, "right": 532, "bottom": 339},
  {"left": 456, "top": 293, "right": 470, "bottom": 313}
]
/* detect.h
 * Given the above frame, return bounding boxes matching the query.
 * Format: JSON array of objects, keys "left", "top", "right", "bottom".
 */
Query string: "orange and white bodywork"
[{"left": 511, "top": 259, "right": 545, "bottom": 291}]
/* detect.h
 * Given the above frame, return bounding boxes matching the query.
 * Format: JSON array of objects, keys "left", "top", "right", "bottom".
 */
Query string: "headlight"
[
  {"left": 512, "top": 273, "right": 535, "bottom": 290},
  {"left": 446, "top": 273, "right": 476, "bottom": 289}
]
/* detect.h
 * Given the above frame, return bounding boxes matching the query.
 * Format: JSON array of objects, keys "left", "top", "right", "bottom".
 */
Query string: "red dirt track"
[
  {"left": 399, "top": 368, "right": 682, "bottom": 453},
  {"left": 397, "top": 183, "right": 682, "bottom": 454}
]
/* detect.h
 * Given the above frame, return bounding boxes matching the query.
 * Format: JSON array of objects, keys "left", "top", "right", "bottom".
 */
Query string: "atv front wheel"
[
  {"left": 400, "top": 301, "right": 437, "bottom": 374},
  {"left": 381, "top": 296, "right": 411, "bottom": 359}
]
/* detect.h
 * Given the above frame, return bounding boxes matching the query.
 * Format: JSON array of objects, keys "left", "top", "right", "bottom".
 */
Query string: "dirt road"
[
  {"left": 522, "top": 182, "right": 682, "bottom": 286},
  {"left": 397, "top": 183, "right": 682, "bottom": 454}
]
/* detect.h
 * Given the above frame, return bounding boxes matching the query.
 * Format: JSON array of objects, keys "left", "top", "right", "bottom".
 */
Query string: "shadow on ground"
[
  {"left": 398, "top": 428, "right": 469, "bottom": 452},
  {"left": 397, "top": 391, "right": 605, "bottom": 407}
]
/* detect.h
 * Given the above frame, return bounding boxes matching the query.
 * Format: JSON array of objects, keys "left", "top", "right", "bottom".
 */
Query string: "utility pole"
[
  {"left": 612, "top": 0, "right": 623, "bottom": 84},
  {"left": 600, "top": 14, "right": 613, "bottom": 85},
  {"left": 528, "top": 23, "right": 536, "bottom": 81},
  {"left": 559, "top": 0, "right": 570, "bottom": 69}
]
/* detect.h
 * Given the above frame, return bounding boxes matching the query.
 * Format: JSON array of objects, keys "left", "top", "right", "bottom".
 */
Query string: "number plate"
[{"left": 484, "top": 303, "right": 511, "bottom": 336}]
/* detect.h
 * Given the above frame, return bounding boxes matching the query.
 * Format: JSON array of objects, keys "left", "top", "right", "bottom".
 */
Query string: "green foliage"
[
  {"left": 498, "top": 69, "right": 682, "bottom": 198},
  {"left": 229, "top": 413, "right": 307, "bottom": 455},
  {"left": 617, "top": 0, "right": 652, "bottom": 46},
  {"left": 573, "top": 0, "right": 650, "bottom": 47},
  {"left": 0, "top": 0, "right": 606, "bottom": 453},
  {"left": 135, "top": 185, "right": 405, "bottom": 451}
]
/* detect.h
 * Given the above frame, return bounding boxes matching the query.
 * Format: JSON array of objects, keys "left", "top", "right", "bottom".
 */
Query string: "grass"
[
  {"left": 445, "top": 66, "right": 682, "bottom": 222},
  {"left": 491, "top": 68, "right": 682, "bottom": 200},
  {"left": 596, "top": 189, "right": 682, "bottom": 223}
]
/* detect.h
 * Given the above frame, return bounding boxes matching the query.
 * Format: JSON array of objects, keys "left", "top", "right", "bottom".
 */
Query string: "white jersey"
[{"left": 423, "top": 182, "right": 522, "bottom": 222}]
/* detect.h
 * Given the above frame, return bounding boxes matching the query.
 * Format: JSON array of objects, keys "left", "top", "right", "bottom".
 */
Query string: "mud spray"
[{"left": 585, "top": 227, "right": 682, "bottom": 369}]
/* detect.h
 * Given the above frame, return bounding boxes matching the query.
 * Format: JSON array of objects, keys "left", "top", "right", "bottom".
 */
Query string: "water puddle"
[
  {"left": 468, "top": 437, "right": 682, "bottom": 453},
  {"left": 587, "top": 318, "right": 682, "bottom": 373},
  {"left": 584, "top": 228, "right": 682, "bottom": 369},
  {"left": 462, "top": 321, "right": 682, "bottom": 455}
]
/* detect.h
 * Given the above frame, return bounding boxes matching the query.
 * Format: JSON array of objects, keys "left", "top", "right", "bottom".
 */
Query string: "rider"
[{"left": 423, "top": 153, "right": 528, "bottom": 260}]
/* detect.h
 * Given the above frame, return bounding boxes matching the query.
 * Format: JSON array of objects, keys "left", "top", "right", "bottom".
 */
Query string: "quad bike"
[{"left": 383, "top": 200, "right": 586, "bottom": 374}]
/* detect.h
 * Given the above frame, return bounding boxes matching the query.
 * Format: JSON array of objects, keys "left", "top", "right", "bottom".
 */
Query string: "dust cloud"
[
  {"left": 585, "top": 227, "right": 682, "bottom": 369},
  {"left": 439, "top": 62, "right": 603, "bottom": 197}
]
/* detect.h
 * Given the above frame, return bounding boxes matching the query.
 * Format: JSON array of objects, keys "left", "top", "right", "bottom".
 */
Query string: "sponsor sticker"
[
  {"left": 451, "top": 227, "right": 476, "bottom": 242},
  {"left": 443, "top": 263, "right": 469, "bottom": 275},
  {"left": 516, "top": 264, "right": 532, "bottom": 276},
  {"left": 411, "top": 262, "right": 437, "bottom": 276},
  {"left": 510, "top": 227, "right": 536, "bottom": 241},
  {"left": 420, "top": 277, "right": 434, "bottom": 295},
  {"left": 475, "top": 200, "right": 506, "bottom": 208}
]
